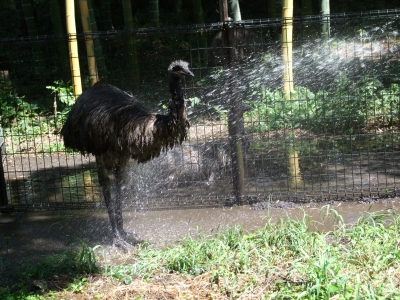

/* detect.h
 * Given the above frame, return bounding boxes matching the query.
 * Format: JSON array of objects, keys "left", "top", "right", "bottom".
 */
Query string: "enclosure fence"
[{"left": 0, "top": 9, "right": 399, "bottom": 210}]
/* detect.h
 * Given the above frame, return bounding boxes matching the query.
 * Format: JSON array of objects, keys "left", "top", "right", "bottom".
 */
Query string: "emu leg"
[
  {"left": 115, "top": 161, "right": 130, "bottom": 239},
  {"left": 96, "top": 156, "right": 127, "bottom": 249}
]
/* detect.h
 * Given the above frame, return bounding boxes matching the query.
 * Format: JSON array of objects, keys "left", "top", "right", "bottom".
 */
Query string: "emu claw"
[
  {"left": 113, "top": 238, "right": 133, "bottom": 252},
  {"left": 112, "top": 232, "right": 144, "bottom": 252}
]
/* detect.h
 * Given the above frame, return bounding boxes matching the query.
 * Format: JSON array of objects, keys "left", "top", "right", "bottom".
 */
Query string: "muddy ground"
[{"left": 1, "top": 197, "right": 399, "bottom": 286}]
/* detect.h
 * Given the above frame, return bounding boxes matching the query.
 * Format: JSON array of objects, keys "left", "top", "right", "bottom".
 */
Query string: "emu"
[{"left": 61, "top": 60, "right": 194, "bottom": 249}]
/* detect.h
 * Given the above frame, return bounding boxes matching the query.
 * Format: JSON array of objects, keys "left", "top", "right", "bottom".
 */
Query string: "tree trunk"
[
  {"left": 79, "top": 0, "right": 98, "bottom": 87},
  {"left": 66, "top": 0, "right": 82, "bottom": 98},
  {"left": 220, "top": 0, "right": 245, "bottom": 203},
  {"left": 122, "top": 0, "right": 140, "bottom": 89},
  {"left": 50, "top": 0, "right": 70, "bottom": 78}
]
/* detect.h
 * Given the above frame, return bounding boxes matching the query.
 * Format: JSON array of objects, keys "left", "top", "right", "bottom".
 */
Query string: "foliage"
[
  {"left": 46, "top": 80, "right": 75, "bottom": 127},
  {"left": 0, "top": 81, "right": 74, "bottom": 154},
  {"left": 0, "top": 91, "right": 38, "bottom": 128},
  {"left": 246, "top": 73, "right": 400, "bottom": 134}
]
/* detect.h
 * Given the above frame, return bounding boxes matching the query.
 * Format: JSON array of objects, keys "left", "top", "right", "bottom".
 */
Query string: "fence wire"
[{"left": 0, "top": 9, "right": 399, "bottom": 210}]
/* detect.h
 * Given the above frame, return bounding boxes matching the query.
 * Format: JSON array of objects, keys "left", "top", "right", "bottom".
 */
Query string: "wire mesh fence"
[{"left": 0, "top": 9, "right": 399, "bottom": 210}]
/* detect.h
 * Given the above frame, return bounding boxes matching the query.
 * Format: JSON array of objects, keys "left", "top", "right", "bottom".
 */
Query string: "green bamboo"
[
  {"left": 66, "top": 0, "right": 82, "bottom": 98},
  {"left": 282, "top": 0, "right": 293, "bottom": 97},
  {"left": 282, "top": 0, "right": 303, "bottom": 189},
  {"left": 228, "top": 0, "right": 241, "bottom": 21},
  {"left": 122, "top": 0, "right": 140, "bottom": 89},
  {"left": 87, "top": 0, "right": 108, "bottom": 80},
  {"left": 321, "top": 0, "right": 330, "bottom": 40},
  {"left": 79, "top": 0, "right": 98, "bottom": 87}
]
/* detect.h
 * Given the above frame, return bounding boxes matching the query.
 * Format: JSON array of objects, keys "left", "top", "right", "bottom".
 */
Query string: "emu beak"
[{"left": 182, "top": 70, "right": 194, "bottom": 77}]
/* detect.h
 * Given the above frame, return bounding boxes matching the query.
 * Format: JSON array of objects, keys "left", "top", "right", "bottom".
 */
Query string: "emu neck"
[
  {"left": 167, "top": 74, "right": 187, "bottom": 127},
  {"left": 169, "top": 74, "right": 183, "bottom": 100}
]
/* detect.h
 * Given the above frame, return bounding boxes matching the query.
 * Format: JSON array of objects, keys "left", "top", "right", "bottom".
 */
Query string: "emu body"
[{"left": 61, "top": 60, "right": 194, "bottom": 249}]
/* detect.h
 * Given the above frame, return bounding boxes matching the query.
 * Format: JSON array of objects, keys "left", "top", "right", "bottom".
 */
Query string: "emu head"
[
  {"left": 167, "top": 60, "right": 194, "bottom": 128},
  {"left": 168, "top": 60, "right": 194, "bottom": 79},
  {"left": 167, "top": 60, "right": 194, "bottom": 106}
]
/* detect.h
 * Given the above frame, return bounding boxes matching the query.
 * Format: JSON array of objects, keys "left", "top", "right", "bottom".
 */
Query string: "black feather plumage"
[{"left": 60, "top": 60, "right": 194, "bottom": 249}]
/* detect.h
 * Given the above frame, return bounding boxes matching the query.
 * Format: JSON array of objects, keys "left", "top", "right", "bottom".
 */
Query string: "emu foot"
[
  {"left": 112, "top": 231, "right": 144, "bottom": 252},
  {"left": 112, "top": 238, "right": 134, "bottom": 252}
]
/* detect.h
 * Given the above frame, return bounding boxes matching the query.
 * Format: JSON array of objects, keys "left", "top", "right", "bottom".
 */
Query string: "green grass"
[
  {"left": 0, "top": 238, "right": 99, "bottom": 300},
  {"left": 1, "top": 206, "right": 400, "bottom": 299}
]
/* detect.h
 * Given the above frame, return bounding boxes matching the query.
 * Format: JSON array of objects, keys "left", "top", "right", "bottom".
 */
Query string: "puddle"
[{"left": 124, "top": 200, "right": 400, "bottom": 246}]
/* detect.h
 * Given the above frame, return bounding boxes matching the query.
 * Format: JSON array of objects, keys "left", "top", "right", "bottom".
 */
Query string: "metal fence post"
[
  {"left": 0, "top": 127, "right": 8, "bottom": 208},
  {"left": 220, "top": 0, "right": 246, "bottom": 204}
]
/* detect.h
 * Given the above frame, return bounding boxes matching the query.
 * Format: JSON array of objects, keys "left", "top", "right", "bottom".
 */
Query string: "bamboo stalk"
[
  {"left": 321, "top": 0, "right": 330, "bottom": 40},
  {"left": 66, "top": 0, "right": 82, "bottom": 98},
  {"left": 87, "top": 0, "right": 108, "bottom": 79},
  {"left": 228, "top": 0, "right": 241, "bottom": 21},
  {"left": 79, "top": 0, "right": 98, "bottom": 87},
  {"left": 282, "top": 0, "right": 294, "bottom": 99},
  {"left": 282, "top": 0, "right": 303, "bottom": 190}
]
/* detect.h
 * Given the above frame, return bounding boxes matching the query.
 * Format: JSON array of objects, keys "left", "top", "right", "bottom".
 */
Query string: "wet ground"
[{"left": 1, "top": 198, "right": 399, "bottom": 275}]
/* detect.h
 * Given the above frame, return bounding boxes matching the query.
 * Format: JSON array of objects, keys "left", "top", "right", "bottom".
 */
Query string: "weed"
[{"left": 65, "top": 277, "right": 88, "bottom": 293}]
